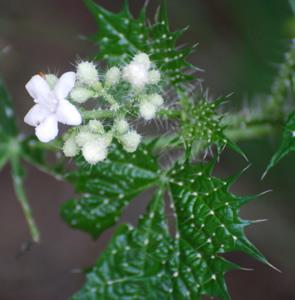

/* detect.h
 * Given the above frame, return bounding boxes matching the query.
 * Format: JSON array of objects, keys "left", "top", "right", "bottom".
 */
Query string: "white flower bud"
[
  {"left": 148, "top": 94, "right": 164, "bottom": 108},
  {"left": 45, "top": 74, "right": 58, "bottom": 90},
  {"left": 102, "top": 132, "right": 113, "bottom": 147},
  {"left": 105, "top": 67, "right": 121, "bottom": 86},
  {"left": 133, "top": 53, "right": 151, "bottom": 69},
  {"left": 82, "top": 138, "right": 108, "bottom": 164},
  {"left": 76, "top": 61, "right": 99, "bottom": 86},
  {"left": 148, "top": 70, "right": 161, "bottom": 84},
  {"left": 70, "top": 87, "right": 95, "bottom": 103},
  {"left": 113, "top": 119, "right": 129, "bottom": 134},
  {"left": 110, "top": 103, "right": 120, "bottom": 111},
  {"left": 122, "top": 61, "right": 149, "bottom": 90},
  {"left": 121, "top": 131, "right": 141, "bottom": 153},
  {"left": 75, "top": 131, "right": 99, "bottom": 147},
  {"left": 139, "top": 101, "right": 156, "bottom": 120},
  {"left": 63, "top": 136, "right": 79, "bottom": 157},
  {"left": 88, "top": 120, "right": 104, "bottom": 134}
]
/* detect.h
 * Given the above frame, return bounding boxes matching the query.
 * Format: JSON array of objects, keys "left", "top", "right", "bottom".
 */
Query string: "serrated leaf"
[
  {"left": 61, "top": 142, "right": 160, "bottom": 239},
  {"left": 264, "top": 110, "right": 295, "bottom": 175},
  {"left": 70, "top": 188, "right": 175, "bottom": 300},
  {"left": 167, "top": 158, "right": 271, "bottom": 299},
  {"left": 179, "top": 95, "right": 245, "bottom": 158},
  {"left": 83, "top": 0, "right": 197, "bottom": 87},
  {"left": 0, "top": 51, "right": 18, "bottom": 170}
]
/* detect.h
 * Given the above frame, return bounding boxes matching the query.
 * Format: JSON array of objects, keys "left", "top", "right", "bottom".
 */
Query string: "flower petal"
[
  {"left": 35, "top": 114, "right": 58, "bottom": 143},
  {"left": 25, "top": 75, "right": 51, "bottom": 102},
  {"left": 24, "top": 104, "right": 51, "bottom": 127},
  {"left": 55, "top": 99, "right": 82, "bottom": 125},
  {"left": 54, "top": 72, "right": 76, "bottom": 100}
]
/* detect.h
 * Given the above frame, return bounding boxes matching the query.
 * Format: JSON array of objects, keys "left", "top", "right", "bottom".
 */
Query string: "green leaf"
[
  {"left": 83, "top": 0, "right": 197, "bottom": 87},
  {"left": 69, "top": 155, "right": 271, "bottom": 299},
  {"left": 0, "top": 50, "right": 18, "bottom": 170},
  {"left": 167, "top": 158, "right": 272, "bottom": 299},
  {"left": 264, "top": 110, "right": 295, "bottom": 176},
  {"left": 61, "top": 141, "right": 160, "bottom": 239},
  {"left": 70, "top": 187, "right": 175, "bottom": 300},
  {"left": 179, "top": 95, "right": 245, "bottom": 158}
]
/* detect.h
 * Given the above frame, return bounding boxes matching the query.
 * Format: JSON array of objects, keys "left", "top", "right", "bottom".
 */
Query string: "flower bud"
[
  {"left": 75, "top": 131, "right": 99, "bottom": 147},
  {"left": 105, "top": 67, "right": 121, "bottom": 86},
  {"left": 122, "top": 61, "right": 149, "bottom": 90},
  {"left": 82, "top": 138, "right": 108, "bottom": 164},
  {"left": 139, "top": 101, "right": 156, "bottom": 120},
  {"left": 147, "top": 94, "right": 164, "bottom": 108},
  {"left": 120, "top": 131, "right": 141, "bottom": 153},
  {"left": 76, "top": 61, "right": 99, "bottom": 86},
  {"left": 148, "top": 70, "right": 161, "bottom": 84},
  {"left": 88, "top": 120, "right": 104, "bottom": 134},
  {"left": 113, "top": 119, "right": 129, "bottom": 134},
  {"left": 70, "top": 87, "right": 95, "bottom": 103},
  {"left": 133, "top": 53, "right": 151, "bottom": 69},
  {"left": 63, "top": 136, "right": 79, "bottom": 157},
  {"left": 45, "top": 74, "right": 58, "bottom": 90}
]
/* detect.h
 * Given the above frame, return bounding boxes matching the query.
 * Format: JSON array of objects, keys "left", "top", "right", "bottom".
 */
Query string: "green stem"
[{"left": 11, "top": 156, "right": 40, "bottom": 243}]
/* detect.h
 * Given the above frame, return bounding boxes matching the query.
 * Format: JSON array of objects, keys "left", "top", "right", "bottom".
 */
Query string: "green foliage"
[
  {"left": 61, "top": 141, "right": 160, "bottom": 239},
  {"left": 68, "top": 154, "right": 270, "bottom": 300},
  {"left": 178, "top": 94, "right": 244, "bottom": 157},
  {"left": 83, "top": 0, "right": 196, "bottom": 87},
  {"left": 265, "top": 111, "right": 295, "bottom": 174}
]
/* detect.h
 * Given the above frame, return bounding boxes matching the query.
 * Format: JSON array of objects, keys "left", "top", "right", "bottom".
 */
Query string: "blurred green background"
[{"left": 0, "top": 0, "right": 295, "bottom": 299}]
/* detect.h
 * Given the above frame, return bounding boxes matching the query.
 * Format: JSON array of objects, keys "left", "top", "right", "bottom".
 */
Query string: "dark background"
[{"left": 0, "top": 0, "right": 295, "bottom": 299}]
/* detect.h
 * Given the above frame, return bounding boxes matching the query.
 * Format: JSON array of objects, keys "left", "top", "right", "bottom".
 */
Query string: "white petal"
[
  {"left": 55, "top": 99, "right": 82, "bottom": 125},
  {"left": 25, "top": 75, "right": 51, "bottom": 102},
  {"left": 35, "top": 114, "right": 58, "bottom": 143},
  {"left": 24, "top": 104, "right": 51, "bottom": 127},
  {"left": 54, "top": 72, "right": 76, "bottom": 100}
]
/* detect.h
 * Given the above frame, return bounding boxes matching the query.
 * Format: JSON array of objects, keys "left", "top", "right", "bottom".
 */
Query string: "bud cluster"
[{"left": 60, "top": 53, "right": 163, "bottom": 165}]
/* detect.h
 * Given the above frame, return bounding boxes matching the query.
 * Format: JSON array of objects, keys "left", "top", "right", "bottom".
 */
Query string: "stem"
[{"left": 11, "top": 156, "right": 40, "bottom": 243}]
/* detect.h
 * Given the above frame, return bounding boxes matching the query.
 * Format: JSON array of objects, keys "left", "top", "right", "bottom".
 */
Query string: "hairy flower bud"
[
  {"left": 147, "top": 94, "right": 164, "bottom": 108},
  {"left": 75, "top": 131, "right": 99, "bottom": 147},
  {"left": 122, "top": 61, "right": 149, "bottom": 90},
  {"left": 120, "top": 131, "right": 141, "bottom": 152},
  {"left": 113, "top": 119, "right": 129, "bottom": 134},
  {"left": 63, "top": 136, "right": 79, "bottom": 157},
  {"left": 133, "top": 53, "right": 151, "bottom": 69},
  {"left": 148, "top": 70, "right": 161, "bottom": 84},
  {"left": 139, "top": 101, "right": 156, "bottom": 120},
  {"left": 45, "top": 74, "right": 58, "bottom": 90},
  {"left": 70, "top": 87, "right": 95, "bottom": 103},
  {"left": 82, "top": 138, "right": 108, "bottom": 164},
  {"left": 77, "top": 61, "right": 99, "bottom": 86},
  {"left": 105, "top": 67, "right": 121, "bottom": 86},
  {"left": 88, "top": 120, "right": 104, "bottom": 134}
]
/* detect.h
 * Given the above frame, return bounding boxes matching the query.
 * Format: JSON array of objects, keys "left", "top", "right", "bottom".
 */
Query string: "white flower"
[{"left": 24, "top": 72, "right": 82, "bottom": 143}]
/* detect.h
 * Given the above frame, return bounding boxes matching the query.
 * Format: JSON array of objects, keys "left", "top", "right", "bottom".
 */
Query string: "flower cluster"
[{"left": 24, "top": 53, "right": 164, "bottom": 164}]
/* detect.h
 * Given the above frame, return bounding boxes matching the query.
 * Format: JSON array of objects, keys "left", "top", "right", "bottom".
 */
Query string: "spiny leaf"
[
  {"left": 61, "top": 141, "right": 161, "bottom": 239},
  {"left": 264, "top": 110, "right": 295, "bottom": 176},
  {"left": 70, "top": 187, "right": 175, "bottom": 300},
  {"left": 178, "top": 95, "right": 245, "bottom": 157},
  {"left": 167, "top": 158, "right": 271, "bottom": 299},
  {"left": 83, "top": 0, "right": 197, "bottom": 87}
]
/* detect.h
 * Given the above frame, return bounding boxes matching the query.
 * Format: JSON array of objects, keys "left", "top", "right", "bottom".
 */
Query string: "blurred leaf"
[
  {"left": 83, "top": 0, "right": 197, "bottom": 87},
  {"left": 264, "top": 110, "right": 295, "bottom": 175},
  {"left": 61, "top": 141, "right": 160, "bottom": 239}
]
